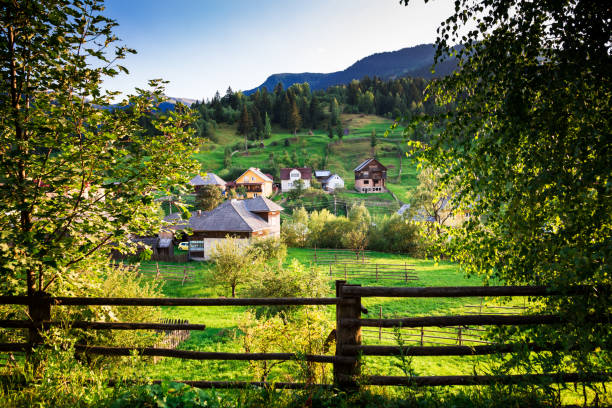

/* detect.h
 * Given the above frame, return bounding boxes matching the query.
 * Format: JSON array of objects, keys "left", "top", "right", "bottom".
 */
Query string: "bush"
[
  {"left": 251, "top": 236, "right": 287, "bottom": 263},
  {"left": 369, "top": 214, "right": 421, "bottom": 255}
]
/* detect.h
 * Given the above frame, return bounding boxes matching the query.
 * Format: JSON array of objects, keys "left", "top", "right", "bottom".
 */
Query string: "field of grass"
[{"left": 137, "top": 248, "right": 506, "bottom": 384}]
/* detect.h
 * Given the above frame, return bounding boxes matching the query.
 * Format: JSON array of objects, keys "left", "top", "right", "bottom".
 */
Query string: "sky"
[{"left": 102, "top": 0, "right": 453, "bottom": 101}]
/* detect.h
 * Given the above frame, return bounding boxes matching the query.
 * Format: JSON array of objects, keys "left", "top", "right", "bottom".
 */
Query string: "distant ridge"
[{"left": 245, "top": 44, "right": 456, "bottom": 95}]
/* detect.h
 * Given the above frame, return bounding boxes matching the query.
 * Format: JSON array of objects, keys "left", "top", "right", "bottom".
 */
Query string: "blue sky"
[{"left": 102, "top": 0, "right": 453, "bottom": 100}]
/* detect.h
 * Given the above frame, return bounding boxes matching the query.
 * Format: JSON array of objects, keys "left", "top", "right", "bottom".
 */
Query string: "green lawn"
[{"left": 137, "top": 248, "right": 504, "bottom": 382}]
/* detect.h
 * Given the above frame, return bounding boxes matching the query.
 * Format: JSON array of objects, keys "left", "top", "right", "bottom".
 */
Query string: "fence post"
[
  {"left": 28, "top": 292, "right": 51, "bottom": 352},
  {"left": 334, "top": 280, "right": 361, "bottom": 390},
  {"left": 375, "top": 264, "right": 378, "bottom": 282},
  {"left": 329, "top": 264, "right": 332, "bottom": 278},
  {"left": 155, "top": 262, "right": 161, "bottom": 280},
  {"left": 458, "top": 327, "right": 463, "bottom": 346},
  {"left": 314, "top": 246, "right": 317, "bottom": 263},
  {"left": 379, "top": 306, "right": 382, "bottom": 341},
  {"left": 404, "top": 262, "right": 408, "bottom": 283},
  {"left": 182, "top": 265, "right": 187, "bottom": 286},
  {"left": 420, "top": 326, "right": 424, "bottom": 346},
  {"left": 344, "top": 263, "right": 347, "bottom": 280}
]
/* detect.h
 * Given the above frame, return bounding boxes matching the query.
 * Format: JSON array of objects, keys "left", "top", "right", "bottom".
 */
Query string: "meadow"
[{"left": 140, "top": 248, "right": 501, "bottom": 384}]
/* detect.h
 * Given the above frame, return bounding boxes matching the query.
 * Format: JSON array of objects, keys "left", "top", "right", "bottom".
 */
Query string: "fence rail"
[
  {"left": 322, "top": 262, "right": 417, "bottom": 282},
  {"left": 0, "top": 282, "right": 607, "bottom": 391}
]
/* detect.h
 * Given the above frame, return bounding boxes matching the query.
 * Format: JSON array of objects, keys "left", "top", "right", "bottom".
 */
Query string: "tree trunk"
[{"left": 231, "top": 285, "right": 236, "bottom": 298}]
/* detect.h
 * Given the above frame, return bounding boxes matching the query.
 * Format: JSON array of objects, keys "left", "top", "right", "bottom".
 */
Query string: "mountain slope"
[{"left": 245, "top": 44, "right": 455, "bottom": 94}]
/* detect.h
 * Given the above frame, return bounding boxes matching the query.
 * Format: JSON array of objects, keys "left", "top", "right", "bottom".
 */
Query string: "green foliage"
[
  {"left": 238, "top": 307, "right": 333, "bottom": 383},
  {"left": 209, "top": 236, "right": 262, "bottom": 297},
  {"left": 250, "top": 236, "right": 287, "bottom": 263},
  {"left": 403, "top": 0, "right": 611, "bottom": 397},
  {"left": 195, "top": 185, "right": 224, "bottom": 211},
  {"left": 287, "top": 179, "right": 305, "bottom": 200},
  {"left": 368, "top": 214, "right": 421, "bottom": 254},
  {"left": 0, "top": 0, "right": 199, "bottom": 297},
  {"left": 244, "top": 259, "right": 327, "bottom": 317}
]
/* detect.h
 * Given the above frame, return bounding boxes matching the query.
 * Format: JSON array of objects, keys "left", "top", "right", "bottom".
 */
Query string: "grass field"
[{"left": 139, "top": 248, "right": 504, "bottom": 384}]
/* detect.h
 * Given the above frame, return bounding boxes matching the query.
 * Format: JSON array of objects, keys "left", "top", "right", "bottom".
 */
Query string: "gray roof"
[
  {"left": 189, "top": 173, "right": 226, "bottom": 187},
  {"left": 189, "top": 199, "right": 270, "bottom": 232},
  {"left": 315, "top": 170, "right": 331, "bottom": 178},
  {"left": 244, "top": 196, "right": 283, "bottom": 212},
  {"left": 354, "top": 158, "right": 375, "bottom": 172}
]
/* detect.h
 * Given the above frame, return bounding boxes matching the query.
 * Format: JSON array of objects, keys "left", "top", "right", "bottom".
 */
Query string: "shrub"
[{"left": 251, "top": 236, "right": 287, "bottom": 263}]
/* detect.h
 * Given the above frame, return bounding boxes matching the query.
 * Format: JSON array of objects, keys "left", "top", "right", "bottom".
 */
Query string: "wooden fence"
[
  {"left": 0, "top": 283, "right": 608, "bottom": 390},
  {"left": 323, "top": 262, "right": 417, "bottom": 282},
  {"left": 311, "top": 248, "right": 370, "bottom": 264},
  {"left": 111, "top": 262, "right": 196, "bottom": 285}
]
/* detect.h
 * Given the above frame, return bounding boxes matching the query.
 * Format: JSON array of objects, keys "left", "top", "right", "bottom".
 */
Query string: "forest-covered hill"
[{"left": 245, "top": 44, "right": 456, "bottom": 94}]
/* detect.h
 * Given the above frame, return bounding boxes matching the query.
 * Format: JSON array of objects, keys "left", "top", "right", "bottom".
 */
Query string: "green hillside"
[{"left": 193, "top": 114, "right": 418, "bottom": 206}]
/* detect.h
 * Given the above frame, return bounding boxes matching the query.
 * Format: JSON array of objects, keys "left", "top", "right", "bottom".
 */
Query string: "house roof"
[
  {"left": 189, "top": 173, "right": 226, "bottom": 187},
  {"left": 236, "top": 167, "right": 273, "bottom": 183},
  {"left": 280, "top": 167, "right": 312, "bottom": 180},
  {"left": 189, "top": 199, "right": 270, "bottom": 232},
  {"left": 315, "top": 170, "right": 331, "bottom": 178},
  {"left": 324, "top": 173, "right": 343, "bottom": 183},
  {"left": 354, "top": 158, "right": 387, "bottom": 172},
  {"left": 244, "top": 196, "right": 283, "bottom": 212}
]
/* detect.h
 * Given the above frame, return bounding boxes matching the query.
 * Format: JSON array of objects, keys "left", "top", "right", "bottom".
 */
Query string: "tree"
[
  {"left": 370, "top": 129, "right": 377, "bottom": 155},
  {"left": 0, "top": 0, "right": 199, "bottom": 298},
  {"left": 288, "top": 98, "right": 301, "bottom": 135},
  {"left": 329, "top": 98, "right": 340, "bottom": 126},
  {"left": 408, "top": 166, "right": 455, "bottom": 230},
  {"left": 195, "top": 185, "right": 224, "bottom": 211},
  {"left": 238, "top": 104, "right": 252, "bottom": 151},
  {"left": 308, "top": 96, "right": 322, "bottom": 129},
  {"left": 327, "top": 124, "right": 334, "bottom": 140},
  {"left": 288, "top": 179, "right": 305, "bottom": 200},
  {"left": 335, "top": 123, "right": 344, "bottom": 142},
  {"left": 403, "top": 0, "right": 611, "bottom": 396},
  {"left": 224, "top": 146, "right": 232, "bottom": 168},
  {"left": 263, "top": 112, "right": 272, "bottom": 139},
  {"left": 209, "top": 237, "right": 261, "bottom": 297}
]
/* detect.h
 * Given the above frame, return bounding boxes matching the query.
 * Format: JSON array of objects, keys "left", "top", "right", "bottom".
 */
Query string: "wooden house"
[
  {"left": 234, "top": 168, "right": 274, "bottom": 198},
  {"left": 354, "top": 158, "right": 387, "bottom": 193},
  {"left": 187, "top": 197, "right": 282, "bottom": 260}
]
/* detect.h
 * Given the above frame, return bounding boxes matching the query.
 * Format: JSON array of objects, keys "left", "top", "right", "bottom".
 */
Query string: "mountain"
[{"left": 245, "top": 44, "right": 456, "bottom": 95}]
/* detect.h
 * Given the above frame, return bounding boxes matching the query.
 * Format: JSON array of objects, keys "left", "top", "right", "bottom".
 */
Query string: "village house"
[
  {"left": 280, "top": 167, "right": 311, "bottom": 192},
  {"left": 321, "top": 173, "right": 345, "bottom": 191},
  {"left": 234, "top": 167, "right": 274, "bottom": 198},
  {"left": 354, "top": 158, "right": 387, "bottom": 193},
  {"left": 189, "top": 173, "right": 227, "bottom": 193},
  {"left": 186, "top": 196, "right": 283, "bottom": 260}
]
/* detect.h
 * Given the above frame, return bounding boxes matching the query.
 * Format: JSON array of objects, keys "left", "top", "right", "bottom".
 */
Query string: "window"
[
  {"left": 252, "top": 176, "right": 255, "bottom": 181},
  {"left": 363, "top": 180, "right": 369, "bottom": 185},
  {"left": 244, "top": 177, "right": 248, "bottom": 182}
]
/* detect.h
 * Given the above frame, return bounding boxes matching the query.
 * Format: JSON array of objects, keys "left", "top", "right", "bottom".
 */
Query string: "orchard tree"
[
  {"left": 0, "top": 0, "right": 199, "bottom": 298},
  {"left": 209, "top": 237, "right": 261, "bottom": 297},
  {"left": 403, "top": 0, "right": 611, "bottom": 397}
]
